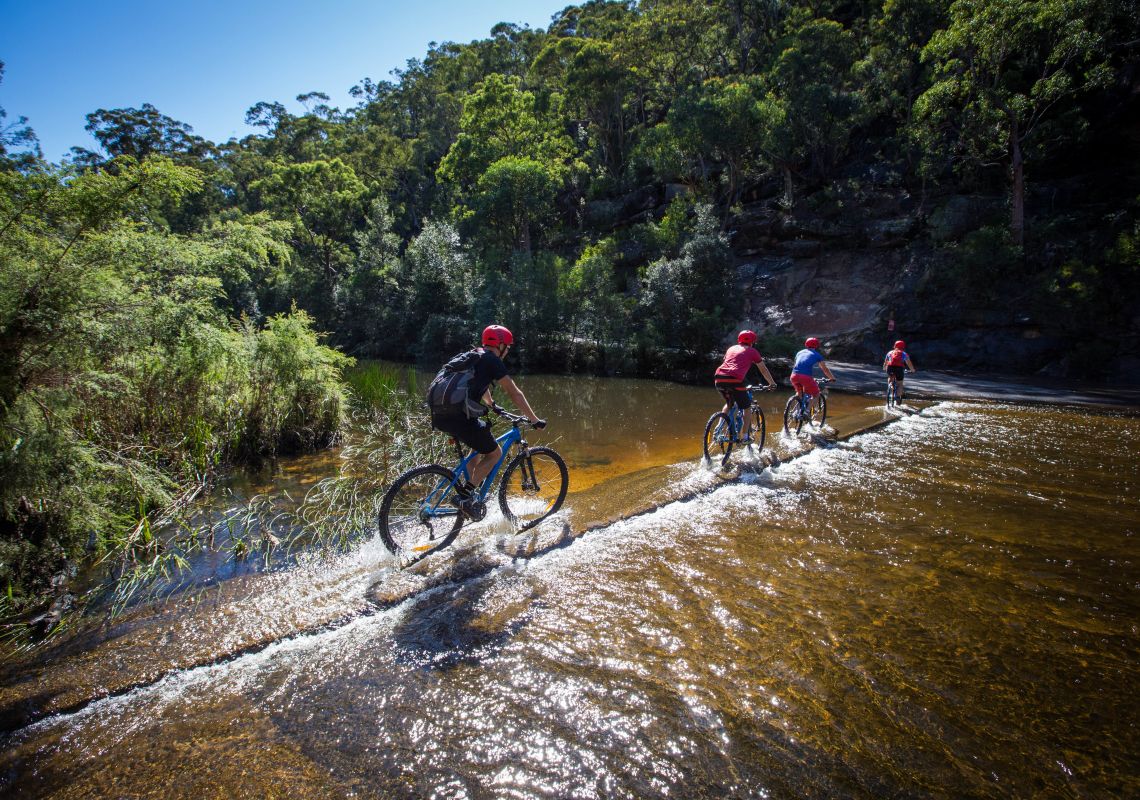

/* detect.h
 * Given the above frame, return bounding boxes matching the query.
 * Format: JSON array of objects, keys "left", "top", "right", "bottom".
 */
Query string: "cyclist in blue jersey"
[{"left": 790, "top": 337, "right": 836, "bottom": 400}]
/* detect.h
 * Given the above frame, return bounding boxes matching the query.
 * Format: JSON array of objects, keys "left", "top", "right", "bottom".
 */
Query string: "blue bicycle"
[
  {"left": 378, "top": 406, "right": 568, "bottom": 559},
  {"left": 703, "top": 384, "right": 776, "bottom": 468},
  {"left": 782, "top": 378, "right": 831, "bottom": 435}
]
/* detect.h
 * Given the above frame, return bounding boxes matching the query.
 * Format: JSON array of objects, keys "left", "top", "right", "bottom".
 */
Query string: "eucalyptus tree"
[
  {"left": 437, "top": 73, "right": 578, "bottom": 257},
  {"left": 766, "top": 16, "right": 865, "bottom": 188},
  {"left": 250, "top": 158, "right": 367, "bottom": 319},
  {"left": 0, "top": 61, "right": 40, "bottom": 167},
  {"left": 640, "top": 202, "right": 735, "bottom": 362},
  {"left": 855, "top": 0, "right": 947, "bottom": 143},
  {"left": 913, "top": 0, "right": 1113, "bottom": 245},
  {"left": 76, "top": 104, "right": 212, "bottom": 164}
]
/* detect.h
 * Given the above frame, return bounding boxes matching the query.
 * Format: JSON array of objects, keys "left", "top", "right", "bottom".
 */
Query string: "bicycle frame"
[
  {"left": 417, "top": 423, "right": 526, "bottom": 521},
  {"left": 713, "top": 385, "right": 771, "bottom": 446},
  {"left": 453, "top": 425, "right": 524, "bottom": 501}
]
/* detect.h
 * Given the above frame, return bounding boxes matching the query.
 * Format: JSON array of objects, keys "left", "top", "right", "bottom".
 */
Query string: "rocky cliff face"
[{"left": 722, "top": 180, "right": 1138, "bottom": 382}]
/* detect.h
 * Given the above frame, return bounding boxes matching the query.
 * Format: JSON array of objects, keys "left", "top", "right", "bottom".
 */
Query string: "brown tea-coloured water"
[{"left": 1, "top": 377, "right": 1137, "bottom": 798}]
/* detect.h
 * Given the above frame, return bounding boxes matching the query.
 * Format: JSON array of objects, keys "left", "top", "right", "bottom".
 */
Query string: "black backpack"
[{"left": 426, "top": 348, "right": 487, "bottom": 419}]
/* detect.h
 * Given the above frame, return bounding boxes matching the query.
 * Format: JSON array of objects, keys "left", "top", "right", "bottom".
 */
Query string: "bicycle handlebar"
[
  {"left": 743, "top": 384, "right": 778, "bottom": 391},
  {"left": 490, "top": 404, "right": 545, "bottom": 428}
]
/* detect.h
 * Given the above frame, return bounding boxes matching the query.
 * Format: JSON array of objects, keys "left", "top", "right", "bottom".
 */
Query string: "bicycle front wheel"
[
  {"left": 498, "top": 446, "right": 569, "bottom": 531},
  {"left": 783, "top": 396, "right": 804, "bottom": 435},
  {"left": 809, "top": 394, "right": 828, "bottom": 428},
  {"left": 750, "top": 405, "right": 767, "bottom": 451},
  {"left": 703, "top": 411, "right": 734, "bottom": 466},
  {"left": 379, "top": 464, "right": 463, "bottom": 557}
]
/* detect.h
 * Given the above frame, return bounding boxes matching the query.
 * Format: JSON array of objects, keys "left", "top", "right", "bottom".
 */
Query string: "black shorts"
[
  {"left": 714, "top": 381, "right": 751, "bottom": 410},
  {"left": 886, "top": 366, "right": 906, "bottom": 381},
  {"left": 431, "top": 413, "right": 498, "bottom": 454}
]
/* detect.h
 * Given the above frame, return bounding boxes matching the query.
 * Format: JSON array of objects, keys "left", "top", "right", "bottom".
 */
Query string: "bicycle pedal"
[{"left": 461, "top": 499, "right": 487, "bottom": 521}]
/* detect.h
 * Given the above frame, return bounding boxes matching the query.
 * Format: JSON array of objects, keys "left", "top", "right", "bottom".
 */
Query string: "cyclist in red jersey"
[
  {"left": 713, "top": 330, "right": 777, "bottom": 443},
  {"left": 882, "top": 340, "right": 916, "bottom": 401}
]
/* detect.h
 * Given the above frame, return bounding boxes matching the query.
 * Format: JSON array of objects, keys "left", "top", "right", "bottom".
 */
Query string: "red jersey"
[
  {"left": 884, "top": 348, "right": 908, "bottom": 368},
  {"left": 715, "top": 345, "right": 764, "bottom": 383}
]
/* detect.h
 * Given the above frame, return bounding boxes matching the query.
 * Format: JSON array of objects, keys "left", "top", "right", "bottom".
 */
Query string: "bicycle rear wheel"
[
  {"left": 498, "top": 446, "right": 569, "bottom": 531},
  {"left": 886, "top": 381, "right": 897, "bottom": 407},
  {"left": 378, "top": 464, "right": 463, "bottom": 557},
  {"left": 750, "top": 405, "right": 766, "bottom": 451},
  {"left": 703, "top": 411, "right": 734, "bottom": 466},
  {"left": 783, "top": 396, "right": 804, "bottom": 435}
]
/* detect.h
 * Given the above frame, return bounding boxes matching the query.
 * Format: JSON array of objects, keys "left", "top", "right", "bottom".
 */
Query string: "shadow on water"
[{"left": 388, "top": 574, "right": 542, "bottom": 672}]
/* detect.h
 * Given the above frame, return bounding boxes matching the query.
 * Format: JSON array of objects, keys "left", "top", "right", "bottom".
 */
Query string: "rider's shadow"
[
  {"left": 380, "top": 515, "right": 575, "bottom": 671},
  {"left": 389, "top": 569, "right": 542, "bottom": 671}
]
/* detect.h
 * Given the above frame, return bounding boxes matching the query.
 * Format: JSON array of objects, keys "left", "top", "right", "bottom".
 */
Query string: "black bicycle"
[
  {"left": 782, "top": 378, "right": 832, "bottom": 436},
  {"left": 703, "top": 384, "right": 776, "bottom": 468}
]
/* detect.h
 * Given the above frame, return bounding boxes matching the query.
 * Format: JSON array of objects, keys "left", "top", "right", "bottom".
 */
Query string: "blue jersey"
[{"left": 792, "top": 348, "right": 824, "bottom": 376}]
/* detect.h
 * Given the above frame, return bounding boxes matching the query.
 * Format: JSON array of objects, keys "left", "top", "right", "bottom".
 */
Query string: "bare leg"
[{"left": 468, "top": 445, "right": 502, "bottom": 489}]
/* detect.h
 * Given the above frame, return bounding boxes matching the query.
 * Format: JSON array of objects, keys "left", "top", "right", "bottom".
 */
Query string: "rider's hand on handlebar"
[{"left": 531, "top": 418, "right": 547, "bottom": 429}]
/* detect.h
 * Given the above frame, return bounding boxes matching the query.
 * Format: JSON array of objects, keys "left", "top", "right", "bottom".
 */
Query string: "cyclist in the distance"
[
  {"left": 882, "top": 339, "right": 916, "bottom": 402},
  {"left": 430, "top": 324, "right": 545, "bottom": 510},
  {"left": 790, "top": 337, "right": 836, "bottom": 410},
  {"left": 714, "top": 330, "right": 777, "bottom": 443}
]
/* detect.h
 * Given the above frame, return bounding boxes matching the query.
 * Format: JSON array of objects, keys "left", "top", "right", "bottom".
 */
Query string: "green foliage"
[
  {"left": 913, "top": 0, "right": 1114, "bottom": 239},
  {"left": 0, "top": 160, "right": 350, "bottom": 618},
  {"left": 920, "top": 225, "right": 1021, "bottom": 305},
  {"left": 4, "top": 0, "right": 1138, "bottom": 630},
  {"left": 1039, "top": 214, "right": 1140, "bottom": 367},
  {"left": 640, "top": 202, "right": 735, "bottom": 361},
  {"left": 767, "top": 17, "right": 865, "bottom": 183},
  {"left": 472, "top": 156, "right": 561, "bottom": 253}
]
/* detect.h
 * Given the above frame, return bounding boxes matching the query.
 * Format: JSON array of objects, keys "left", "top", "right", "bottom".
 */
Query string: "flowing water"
[{"left": 1, "top": 373, "right": 1138, "bottom": 799}]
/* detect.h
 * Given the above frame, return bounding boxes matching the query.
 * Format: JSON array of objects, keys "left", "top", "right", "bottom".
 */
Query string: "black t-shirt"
[{"left": 467, "top": 349, "right": 508, "bottom": 406}]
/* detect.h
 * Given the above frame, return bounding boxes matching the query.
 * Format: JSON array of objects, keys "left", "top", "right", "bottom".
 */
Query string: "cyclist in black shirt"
[{"left": 431, "top": 325, "right": 545, "bottom": 503}]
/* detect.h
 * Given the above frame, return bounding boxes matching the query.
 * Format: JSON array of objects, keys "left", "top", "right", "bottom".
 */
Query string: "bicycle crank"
[{"left": 463, "top": 500, "right": 487, "bottom": 521}]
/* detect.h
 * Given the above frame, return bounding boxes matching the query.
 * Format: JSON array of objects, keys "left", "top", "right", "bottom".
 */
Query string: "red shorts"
[{"left": 790, "top": 373, "right": 820, "bottom": 397}]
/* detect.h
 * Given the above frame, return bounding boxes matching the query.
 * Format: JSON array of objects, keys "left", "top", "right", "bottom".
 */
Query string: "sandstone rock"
[{"left": 928, "top": 195, "right": 1003, "bottom": 241}]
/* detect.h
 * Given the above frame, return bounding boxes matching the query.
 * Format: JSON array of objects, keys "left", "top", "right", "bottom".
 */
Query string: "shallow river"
[{"left": 1, "top": 373, "right": 1138, "bottom": 799}]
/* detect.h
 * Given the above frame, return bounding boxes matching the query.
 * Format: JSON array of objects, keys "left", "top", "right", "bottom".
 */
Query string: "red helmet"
[
  {"left": 804, "top": 337, "right": 820, "bottom": 349},
  {"left": 737, "top": 329, "right": 757, "bottom": 345},
  {"left": 481, "top": 324, "right": 514, "bottom": 348},
  {"left": 894, "top": 340, "right": 906, "bottom": 350}
]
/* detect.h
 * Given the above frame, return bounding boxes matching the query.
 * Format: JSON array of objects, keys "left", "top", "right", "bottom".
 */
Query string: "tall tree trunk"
[{"left": 1010, "top": 118, "right": 1025, "bottom": 247}]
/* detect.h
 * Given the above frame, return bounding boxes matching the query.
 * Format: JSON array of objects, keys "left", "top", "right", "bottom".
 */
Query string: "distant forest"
[{"left": 2, "top": 0, "right": 1139, "bottom": 616}]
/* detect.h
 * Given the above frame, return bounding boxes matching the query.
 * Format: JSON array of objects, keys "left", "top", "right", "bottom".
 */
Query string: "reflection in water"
[{"left": 1, "top": 399, "right": 1138, "bottom": 798}]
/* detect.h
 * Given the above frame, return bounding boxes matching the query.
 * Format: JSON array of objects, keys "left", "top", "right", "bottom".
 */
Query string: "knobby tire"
[
  {"left": 498, "top": 446, "right": 569, "bottom": 531},
  {"left": 378, "top": 464, "right": 463, "bottom": 558},
  {"left": 703, "top": 411, "right": 734, "bottom": 467},
  {"left": 750, "top": 405, "right": 767, "bottom": 451}
]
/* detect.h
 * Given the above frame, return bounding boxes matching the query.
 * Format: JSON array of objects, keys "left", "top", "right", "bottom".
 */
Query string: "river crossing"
[{"left": 1, "top": 370, "right": 1137, "bottom": 798}]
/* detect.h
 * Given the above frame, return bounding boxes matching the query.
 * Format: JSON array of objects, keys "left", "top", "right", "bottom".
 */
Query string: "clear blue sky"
[{"left": 0, "top": 0, "right": 570, "bottom": 163}]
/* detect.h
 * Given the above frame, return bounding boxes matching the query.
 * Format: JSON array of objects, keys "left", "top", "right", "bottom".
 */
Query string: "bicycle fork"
[{"left": 517, "top": 440, "right": 544, "bottom": 492}]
